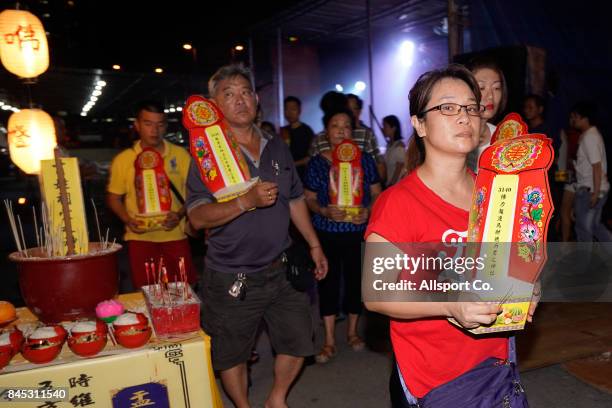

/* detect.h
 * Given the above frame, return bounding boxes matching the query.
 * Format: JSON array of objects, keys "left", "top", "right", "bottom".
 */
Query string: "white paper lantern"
[
  {"left": 8, "top": 109, "right": 57, "bottom": 174},
  {"left": 0, "top": 9, "right": 49, "bottom": 79}
]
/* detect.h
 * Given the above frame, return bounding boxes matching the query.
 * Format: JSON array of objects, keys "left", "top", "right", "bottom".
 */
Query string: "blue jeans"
[{"left": 574, "top": 189, "right": 612, "bottom": 242}]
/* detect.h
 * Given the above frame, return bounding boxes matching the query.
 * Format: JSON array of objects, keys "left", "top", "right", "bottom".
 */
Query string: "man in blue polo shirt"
[{"left": 186, "top": 64, "right": 328, "bottom": 408}]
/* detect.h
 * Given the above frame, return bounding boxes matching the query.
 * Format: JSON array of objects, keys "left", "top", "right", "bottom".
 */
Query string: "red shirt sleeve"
[{"left": 365, "top": 185, "right": 416, "bottom": 243}]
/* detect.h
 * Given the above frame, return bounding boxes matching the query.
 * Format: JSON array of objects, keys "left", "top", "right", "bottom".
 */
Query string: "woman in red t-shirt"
[{"left": 364, "top": 65, "right": 538, "bottom": 406}]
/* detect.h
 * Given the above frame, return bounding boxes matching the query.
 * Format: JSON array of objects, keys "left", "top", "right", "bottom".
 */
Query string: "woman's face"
[
  {"left": 411, "top": 78, "right": 480, "bottom": 157},
  {"left": 474, "top": 68, "right": 502, "bottom": 121},
  {"left": 326, "top": 113, "right": 352, "bottom": 147},
  {"left": 382, "top": 120, "right": 395, "bottom": 141}
]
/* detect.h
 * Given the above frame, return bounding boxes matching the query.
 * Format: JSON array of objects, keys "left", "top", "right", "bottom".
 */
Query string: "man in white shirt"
[{"left": 570, "top": 102, "right": 612, "bottom": 242}]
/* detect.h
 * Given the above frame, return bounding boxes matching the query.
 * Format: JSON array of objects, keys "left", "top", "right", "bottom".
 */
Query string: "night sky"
[{"left": 4, "top": 0, "right": 302, "bottom": 74}]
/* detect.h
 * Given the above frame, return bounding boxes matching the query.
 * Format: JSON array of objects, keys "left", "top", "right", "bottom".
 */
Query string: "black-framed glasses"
[{"left": 418, "top": 103, "right": 485, "bottom": 118}]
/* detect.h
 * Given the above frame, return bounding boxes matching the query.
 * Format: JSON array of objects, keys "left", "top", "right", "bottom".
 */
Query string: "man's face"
[
  {"left": 212, "top": 75, "right": 257, "bottom": 128},
  {"left": 347, "top": 97, "right": 361, "bottom": 121},
  {"left": 569, "top": 112, "right": 586, "bottom": 130},
  {"left": 134, "top": 110, "right": 167, "bottom": 148},
  {"left": 523, "top": 98, "right": 542, "bottom": 121},
  {"left": 284, "top": 101, "right": 301, "bottom": 124}
]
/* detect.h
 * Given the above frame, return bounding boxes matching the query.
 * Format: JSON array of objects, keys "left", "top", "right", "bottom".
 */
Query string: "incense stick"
[
  {"left": 4, "top": 199, "right": 23, "bottom": 253},
  {"left": 32, "top": 206, "right": 40, "bottom": 249},
  {"left": 91, "top": 198, "right": 103, "bottom": 244},
  {"left": 17, "top": 215, "right": 28, "bottom": 258}
]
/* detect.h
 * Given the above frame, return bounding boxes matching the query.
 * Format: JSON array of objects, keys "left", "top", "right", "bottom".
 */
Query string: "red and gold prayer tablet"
[
  {"left": 456, "top": 113, "right": 554, "bottom": 334},
  {"left": 134, "top": 147, "right": 172, "bottom": 231},
  {"left": 183, "top": 96, "right": 257, "bottom": 202},
  {"left": 329, "top": 140, "right": 363, "bottom": 221}
]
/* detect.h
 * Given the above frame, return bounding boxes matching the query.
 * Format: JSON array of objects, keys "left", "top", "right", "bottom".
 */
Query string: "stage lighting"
[
  {"left": 335, "top": 84, "right": 344, "bottom": 92},
  {"left": 354, "top": 81, "right": 366, "bottom": 92},
  {"left": 399, "top": 40, "right": 415, "bottom": 67}
]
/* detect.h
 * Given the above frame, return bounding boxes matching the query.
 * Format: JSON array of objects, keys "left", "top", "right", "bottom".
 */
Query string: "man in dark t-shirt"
[
  {"left": 186, "top": 65, "right": 328, "bottom": 408},
  {"left": 281, "top": 96, "right": 314, "bottom": 181}
]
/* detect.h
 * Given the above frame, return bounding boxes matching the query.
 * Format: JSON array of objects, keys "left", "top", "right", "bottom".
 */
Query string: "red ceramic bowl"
[
  {"left": 114, "top": 326, "right": 151, "bottom": 349},
  {"left": 112, "top": 313, "right": 151, "bottom": 349},
  {"left": 21, "top": 342, "right": 63, "bottom": 364},
  {"left": 68, "top": 332, "right": 107, "bottom": 357},
  {"left": 0, "top": 327, "right": 24, "bottom": 356},
  {"left": 10, "top": 243, "right": 121, "bottom": 323},
  {"left": 9, "top": 328, "right": 24, "bottom": 356},
  {"left": 22, "top": 326, "right": 66, "bottom": 364},
  {"left": 68, "top": 320, "right": 108, "bottom": 357},
  {"left": 0, "top": 346, "right": 12, "bottom": 369}
]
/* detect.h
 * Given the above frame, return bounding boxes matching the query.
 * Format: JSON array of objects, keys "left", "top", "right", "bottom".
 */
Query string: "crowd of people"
[{"left": 104, "top": 60, "right": 610, "bottom": 407}]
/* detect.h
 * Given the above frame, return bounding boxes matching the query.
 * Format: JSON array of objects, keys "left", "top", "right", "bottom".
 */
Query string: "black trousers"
[{"left": 317, "top": 230, "right": 363, "bottom": 317}]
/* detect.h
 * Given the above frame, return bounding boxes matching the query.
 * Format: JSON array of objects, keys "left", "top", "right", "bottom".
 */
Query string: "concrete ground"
[
  {"left": 4, "top": 239, "right": 610, "bottom": 408},
  {"left": 216, "top": 310, "right": 612, "bottom": 408}
]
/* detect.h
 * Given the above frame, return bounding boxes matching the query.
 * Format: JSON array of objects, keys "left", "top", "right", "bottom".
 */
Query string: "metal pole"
[
  {"left": 366, "top": 0, "right": 375, "bottom": 130},
  {"left": 447, "top": 0, "right": 459, "bottom": 62},
  {"left": 248, "top": 36, "right": 255, "bottom": 72},
  {"left": 277, "top": 27, "right": 284, "bottom": 129}
]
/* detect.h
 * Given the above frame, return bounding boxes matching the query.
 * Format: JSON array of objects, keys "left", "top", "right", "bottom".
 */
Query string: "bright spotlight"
[
  {"left": 335, "top": 84, "right": 344, "bottom": 92},
  {"left": 399, "top": 40, "right": 415, "bottom": 67},
  {"left": 354, "top": 81, "right": 366, "bottom": 92}
]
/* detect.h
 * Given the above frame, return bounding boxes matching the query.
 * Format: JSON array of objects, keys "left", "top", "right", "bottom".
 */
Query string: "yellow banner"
[
  {"left": 474, "top": 174, "right": 533, "bottom": 332},
  {"left": 207, "top": 125, "right": 244, "bottom": 186},
  {"left": 40, "top": 157, "right": 89, "bottom": 255},
  {"left": 482, "top": 175, "right": 519, "bottom": 243},
  {"left": 479, "top": 175, "right": 519, "bottom": 280},
  {"left": 338, "top": 162, "right": 352, "bottom": 207},
  {"left": 142, "top": 169, "right": 161, "bottom": 214}
]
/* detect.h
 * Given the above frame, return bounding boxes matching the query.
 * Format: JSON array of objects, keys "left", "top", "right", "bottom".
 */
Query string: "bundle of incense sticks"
[
  {"left": 4, "top": 199, "right": 114, "bottom": 258},
  {"left": 144, "top": 256, "right": 191, "bottom": 305}
]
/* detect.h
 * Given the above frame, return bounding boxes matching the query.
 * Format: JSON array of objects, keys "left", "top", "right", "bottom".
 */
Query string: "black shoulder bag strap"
[
  {"left": 167, "top": 180, "right": 185, "bottom": 205},
  {"left": 167, "top": 179, "right": 203, "bottom": 238}
]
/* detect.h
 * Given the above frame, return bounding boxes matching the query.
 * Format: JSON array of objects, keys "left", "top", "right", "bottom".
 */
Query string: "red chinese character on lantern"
[
  {"left": 4, "top": 24, "right": 40, "bottom": 50},
  {"left": 8, "top": 125, "right": 30, "bottom": 148}
]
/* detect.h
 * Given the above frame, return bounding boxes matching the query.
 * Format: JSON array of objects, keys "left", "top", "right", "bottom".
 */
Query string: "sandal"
[
  {"left": 315, "top": 344, "right": 337, "bottom": 363},
  {"left": 348, "top": 335, "right": 365, "bottom": 352}
]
